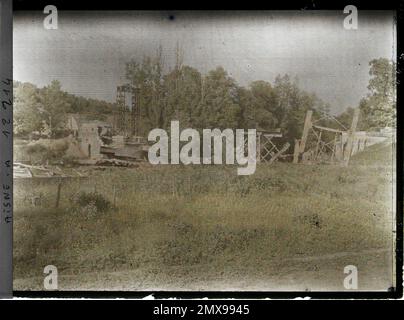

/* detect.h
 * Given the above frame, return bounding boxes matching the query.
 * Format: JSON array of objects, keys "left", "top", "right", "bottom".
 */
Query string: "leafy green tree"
[
  {"left": 14, "top": 80, "right": 70, "bottom": 137},
  {"left": 66, "top": 94, "right": 115, "bottom": 118},
  {"left": 236, "top": 86, "right": 255, "bottom": 129},
  {"left": 125, "top": 48, "right": 165, "bottom": 135},
  {"left": 271, "top": 75, "right": 313, "bottom": 144},
  {"left": 37, "top": 80, "right": 71, "bottom": 137},
  {"left": 246, "top": 81, "right": 277, "bottom": 129},
  {"left": 163, "top": 65, "right": 203, "bottom": 129},
  {"left": 14, "top": 80, "right": 115, "bottom": 137},
  {"left": 198, "top": 67, "right": 241, "bottom": 129},
  {"left": 359, "top": 58, "right": 396, "bottom": 129},
  {"left": 14, "top": 81, "right": 43, "bottom": 136}
]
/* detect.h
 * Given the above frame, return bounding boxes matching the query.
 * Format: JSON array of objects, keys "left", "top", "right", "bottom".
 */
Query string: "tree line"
[
  {"left": 14, "top": 54, "right": 395, "bottom": 147},
  {"left": 14, "top": 80, "right": 115, "bottom": 137},
  {"left": 124, "top": 51, "right": 332, "bottom": 146}
]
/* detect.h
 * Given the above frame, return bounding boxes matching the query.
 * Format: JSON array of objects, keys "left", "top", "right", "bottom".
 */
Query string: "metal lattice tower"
[
  {"left": 115, "top": 85, "right": 140, "bottom": 136},
  {"left": 116, "top": 85, "right": 128, "bottom": 135},
  {"left": 130, "top": 87, "right": 140, "bottom": 136}
]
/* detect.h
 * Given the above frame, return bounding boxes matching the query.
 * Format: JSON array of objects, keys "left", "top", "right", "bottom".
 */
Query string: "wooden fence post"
[
  {"left": 172, "top": 177, "right": 176, "bottom": 197},
  {"left": 113, "top": 185, "right": 116, "bottom": 208},
  {"left": 343, "top": 108, "right": 359, "bottom": 166},
  {"left": 55, "top": 181, "right": 62, "bottom": 208},
  {"left": 293, "top": 110, "right": 312, "bottom": 164},
  {"left": 300, "top": 110, "right": 313, "bottom": 154},
  {"left": 256, "top": 132, "right": 261, "bottom": 163},
  {"left": 293, "top": 139, "right": 300, "bottom": 164}
]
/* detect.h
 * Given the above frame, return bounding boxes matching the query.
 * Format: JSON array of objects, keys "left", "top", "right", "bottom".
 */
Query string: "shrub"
[
  {"left": 25, "top": 143, "right": 48, "bottom": 154},
  {"left": 70, "top": 192, "right": 111, "bottom": 218},
  {"left": 24, "top": 139, "right": 69, "bottom": 164}
]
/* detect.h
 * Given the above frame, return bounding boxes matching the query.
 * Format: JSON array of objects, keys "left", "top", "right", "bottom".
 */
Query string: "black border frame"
[{"left": 9, "top": 0, "right": 404, "bottom": 300}]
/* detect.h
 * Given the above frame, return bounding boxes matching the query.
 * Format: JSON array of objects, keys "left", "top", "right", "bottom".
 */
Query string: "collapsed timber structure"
[
  {"left": 292, "top": 109, "right": 383, "bottom": 166},
  {"left": 55, "top": 80, "right": 391, "bottom": 168},
  {"left": 253, "top": 129, "right": 290, "bottom": 164}
]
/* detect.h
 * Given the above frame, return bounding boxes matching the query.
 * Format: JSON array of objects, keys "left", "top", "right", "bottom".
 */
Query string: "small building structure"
[
  {"left": 66, "top": 114, "right": 147, "bottom": 162},
  {"left": 67, "top": 114, "right": 113, "bottom": 159}
]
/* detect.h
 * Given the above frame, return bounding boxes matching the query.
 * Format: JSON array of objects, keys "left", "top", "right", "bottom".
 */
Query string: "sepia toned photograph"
[{"left": 12, "top": 9, "right": 397, "bottom": 292}]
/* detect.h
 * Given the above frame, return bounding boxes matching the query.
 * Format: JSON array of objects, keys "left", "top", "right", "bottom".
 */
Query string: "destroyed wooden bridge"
[{"left": 292, "top": 109, "right": 390, "bottom": 166}]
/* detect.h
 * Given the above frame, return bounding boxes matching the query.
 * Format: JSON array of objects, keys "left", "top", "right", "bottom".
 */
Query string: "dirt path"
[{"left": 14, "top": 247, "right": 395, "bottom": 292}]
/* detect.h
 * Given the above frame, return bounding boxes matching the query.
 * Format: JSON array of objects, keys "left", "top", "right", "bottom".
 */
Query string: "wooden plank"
[
  {"left": 343, "top": 108, "right": 360, "bottom": 166},
  {"left": 262, "top": 133, "right": 283, "bottom": 138},
  {"left": 269, "top": 142, "right": 290, "bottom": 164},
  {"left": 55, "top": 181, "right": 62, "bottom": 208},
  {"left": 314, "top": 131, "right": 322, "bottom": 161},
  {"left": 293, "top": 139, "right": 300, "bottom": 164},
  {"left": 312, "top": 125, "right": 345, "bottom": 134},
  {"left": 299, "top": 110, "right": 313, "bottom": 153}
]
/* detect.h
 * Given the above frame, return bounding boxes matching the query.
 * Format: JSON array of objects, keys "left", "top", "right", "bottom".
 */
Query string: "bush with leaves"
[{"left": 70, "top": 192, "right": 111, "bottom": 219}]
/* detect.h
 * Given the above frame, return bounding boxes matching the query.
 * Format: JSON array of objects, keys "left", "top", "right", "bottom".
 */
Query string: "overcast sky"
[{"left": 13, "top": 10, "right": 396, "bottom": 115}]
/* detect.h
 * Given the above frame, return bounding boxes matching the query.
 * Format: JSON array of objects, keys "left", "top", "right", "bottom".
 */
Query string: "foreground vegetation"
[{"left": 14, "top": 142, "right": 395, "bottom": 291}]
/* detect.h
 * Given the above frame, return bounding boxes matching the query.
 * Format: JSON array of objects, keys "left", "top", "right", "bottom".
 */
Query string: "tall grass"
[{"left": 13, "top": 142, "right": 395, "bottom": 289}]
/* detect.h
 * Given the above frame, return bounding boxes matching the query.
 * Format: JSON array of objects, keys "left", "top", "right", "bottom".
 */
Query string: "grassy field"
[{"left": 13, "top": 141, "right": 396, "bottom": 291}]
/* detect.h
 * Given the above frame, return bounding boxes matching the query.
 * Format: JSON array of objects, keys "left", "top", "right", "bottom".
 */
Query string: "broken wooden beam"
[
  {"left": 312, "top": 125, "right": 345, "bottom": 134},
  {"left": 343, "top": 108, "right": 360, "bottom": 166},
  {"left": 269, "top": 142, "right": 290, "bottom": 164}
]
